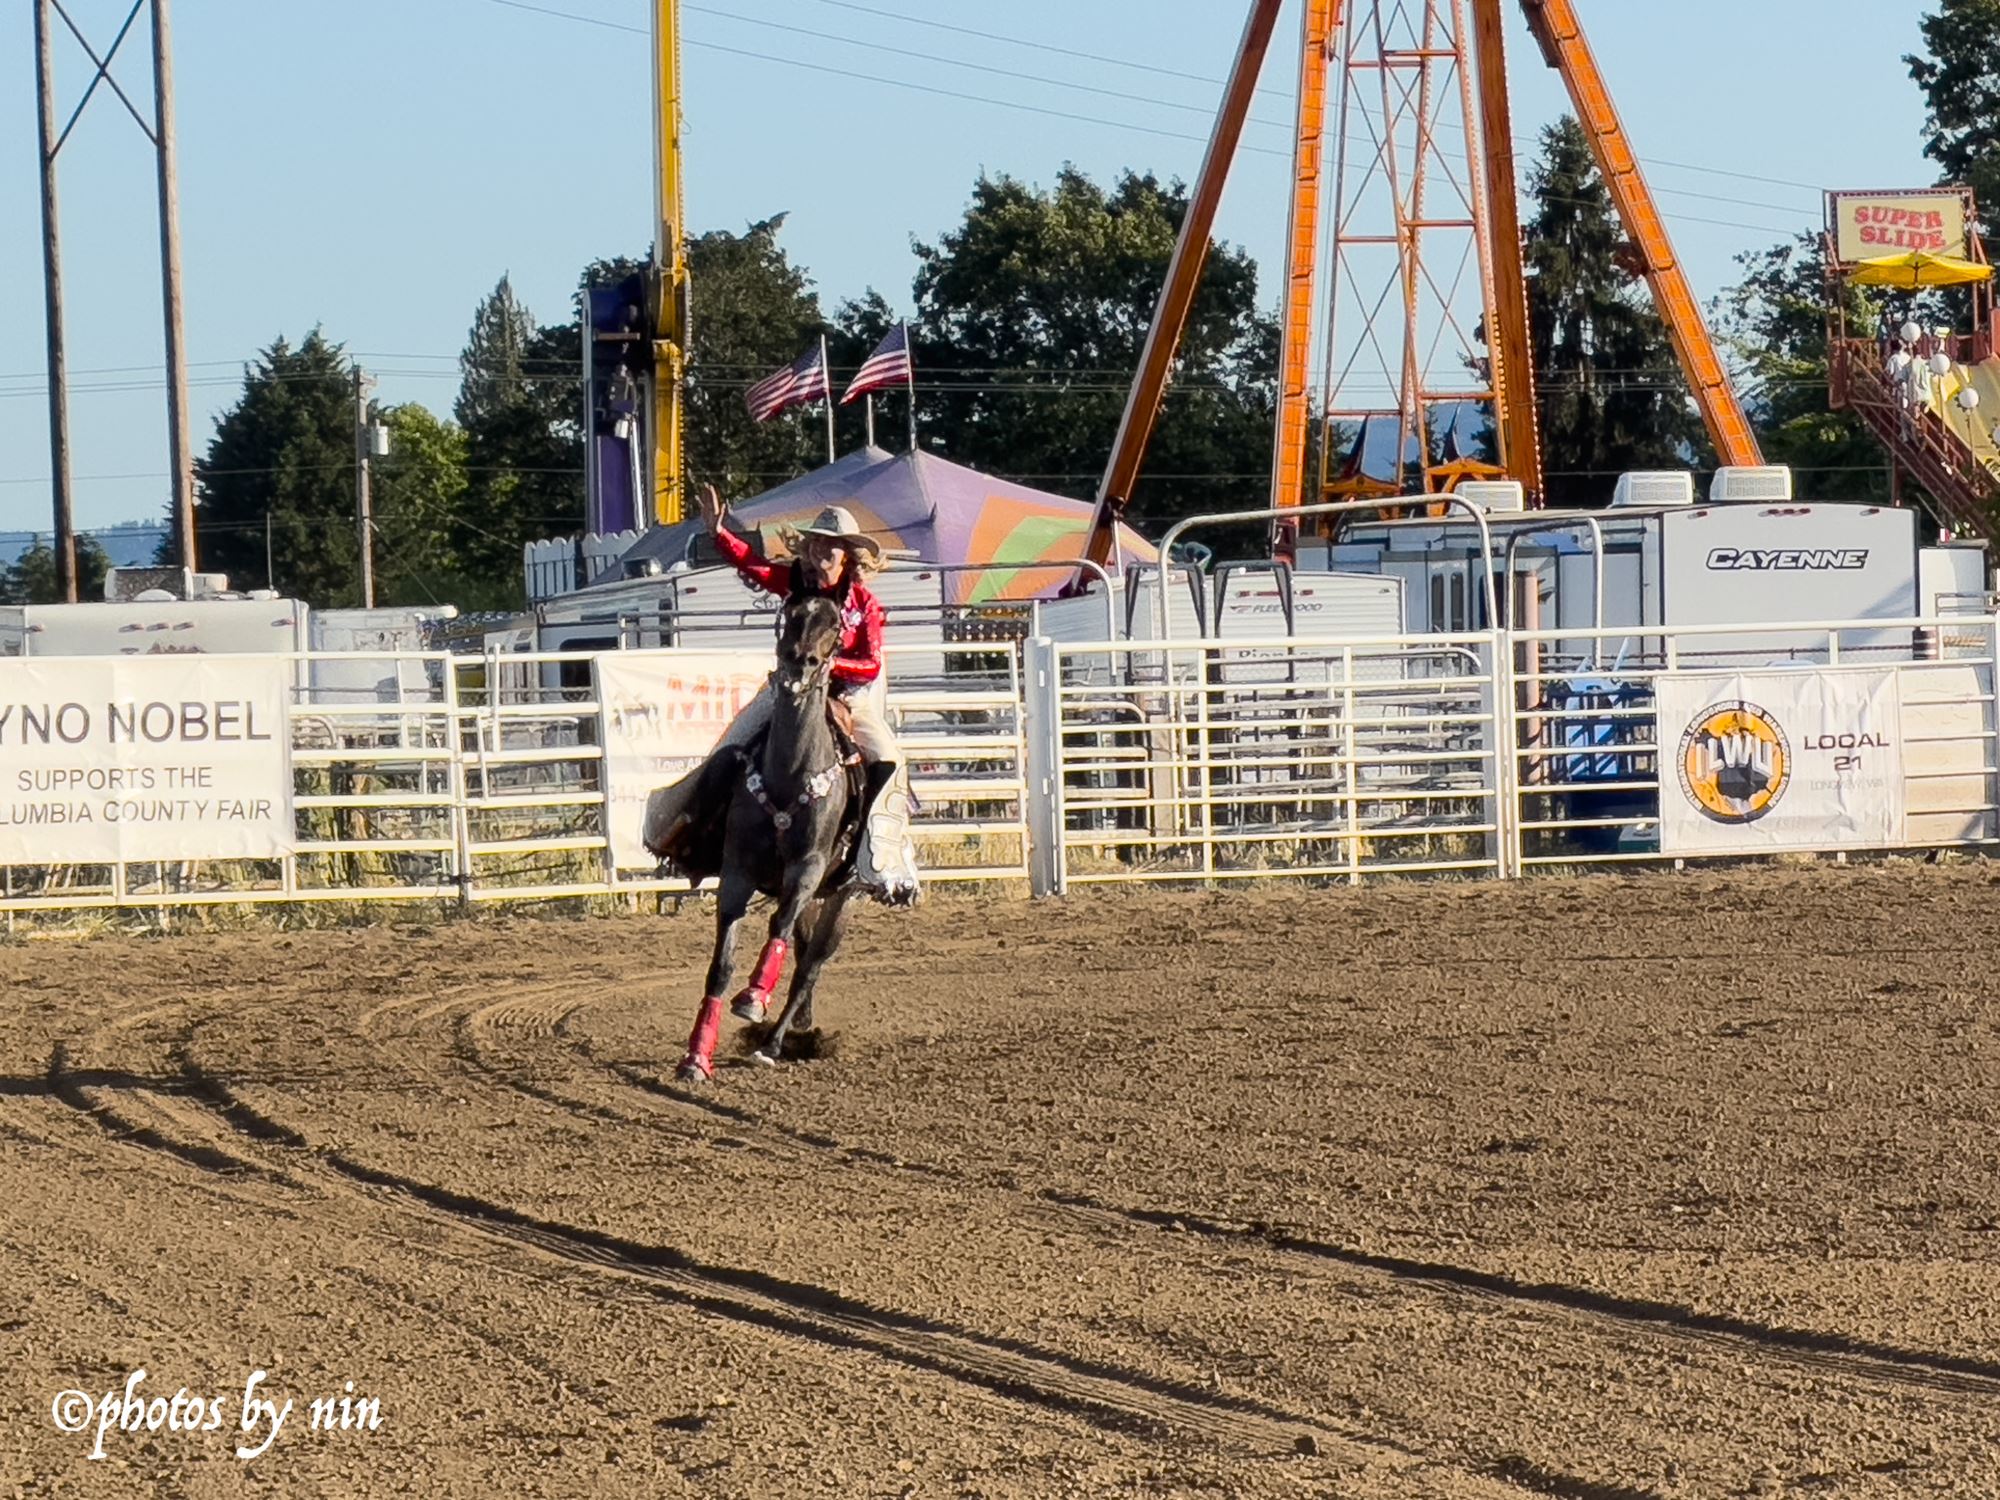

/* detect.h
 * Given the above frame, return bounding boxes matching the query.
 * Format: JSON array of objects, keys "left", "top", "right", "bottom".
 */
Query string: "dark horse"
[{"left": 677, "top": 594, "right": 861, "bottom": 1084}]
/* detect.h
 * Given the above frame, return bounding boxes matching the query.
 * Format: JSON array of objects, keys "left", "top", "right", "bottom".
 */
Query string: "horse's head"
[{"left": 773, "top": 595, "right": 842, "bottom": 703}]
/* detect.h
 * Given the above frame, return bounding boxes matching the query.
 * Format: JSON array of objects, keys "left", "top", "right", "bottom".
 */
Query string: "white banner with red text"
[{"left": 596, "top": 649, "right": 771, "bottom": 870}]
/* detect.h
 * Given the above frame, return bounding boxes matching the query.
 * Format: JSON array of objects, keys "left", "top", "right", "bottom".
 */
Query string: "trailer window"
[{"left": 1429, "top": 571, "right": 1471, "bottom": 632}]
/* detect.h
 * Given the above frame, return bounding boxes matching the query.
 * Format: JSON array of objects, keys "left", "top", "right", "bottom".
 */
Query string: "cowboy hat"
[{"left": 775, "top": 505, "right": 883, "bottom": 569}]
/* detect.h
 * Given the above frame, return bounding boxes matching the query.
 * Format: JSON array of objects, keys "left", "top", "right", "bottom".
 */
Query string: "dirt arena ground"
[{"left": 4, "top": 863, "right": 2000, "bottom": 1497}]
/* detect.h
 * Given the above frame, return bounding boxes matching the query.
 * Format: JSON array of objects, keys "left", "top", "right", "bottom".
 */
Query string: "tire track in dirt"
[
  {"left": 326, "top": 1263, "right": 618, "bottom": 1424},
  {"left": 444, "top": 983, "right": 721, "bottom": 1157},
  {"left": 46, "top": 988, "right": 1357, "bottom": 1466},
  {"left": 562, "top": 1040, "right": 2000, "bottom": 1408},
  {"left": 38, "top": 1028, "right": 702, "bottom": 1417},
  {"left": 1029, "top": 1198, "right": 2000, "bottom": 1402},
  {"left": 167, "top": 1054, "right": 1357, "bottom": 1462},
  {"left": 191, "top": 960, "right": 1997, "bottom": 1490}
]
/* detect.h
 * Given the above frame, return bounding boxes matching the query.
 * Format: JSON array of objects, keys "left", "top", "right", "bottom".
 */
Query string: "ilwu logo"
[{"left": 1677, "top": 700, "right": 1790, "bottom": 824}]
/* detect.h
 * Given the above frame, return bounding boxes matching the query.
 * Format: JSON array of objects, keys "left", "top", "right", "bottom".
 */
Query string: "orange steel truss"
[
  {"left": 1080, "top": 0, "right": 1760, "bottom": 577},
  {"left": 1316, "top": 0, "right": 1509, "bottom": 510},
  {"left": 1270, "top": 0, "right": 1340, "bottom": 544},
  {"left": 1519, "top": 0, "right": 1761, "bottom": 468}
]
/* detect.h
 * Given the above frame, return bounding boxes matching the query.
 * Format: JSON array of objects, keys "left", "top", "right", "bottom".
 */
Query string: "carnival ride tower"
[
  {"left": 583, "top": 0, "right": 688, "bottom": 538},
  {"left": 1077, "top": 0, "right": 1768, "bottom": 577},
  {"left": 1313, "top": 0, "right": 1533, "bottom": 506}
]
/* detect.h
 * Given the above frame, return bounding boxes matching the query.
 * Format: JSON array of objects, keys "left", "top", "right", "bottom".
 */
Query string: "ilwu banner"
[
  {"left": 596, "top": 650, "right": 771, "bottom": 871},
  {"left": 0, "top": 656, "right": 293, "bottom": 864},
  {"left": 1657, "top": 668, "right": 1905, "bottom": 856}
]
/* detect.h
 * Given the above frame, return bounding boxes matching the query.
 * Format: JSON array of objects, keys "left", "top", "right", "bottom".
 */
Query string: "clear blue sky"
[{"left": 0, "top": 0, "right": 1941, "bottom": 540}]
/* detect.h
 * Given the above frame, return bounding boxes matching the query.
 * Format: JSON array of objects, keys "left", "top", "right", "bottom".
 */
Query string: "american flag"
[
  {"left": 840, "top": 323, "right": 913, "bottom": 404},
  {"left": 744, "top": 344, "right": 830, "bottom": 422}
]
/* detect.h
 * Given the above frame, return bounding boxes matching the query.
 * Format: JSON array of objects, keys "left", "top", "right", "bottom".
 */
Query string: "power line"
[
  {"left": 689, "top": 1, "right": 1818, "bottom": 217},
  {"left": 463, "top": 0, "right": 1814, "bottom": 234},
  {"left": 796, "top": 0, "right": 1834, "bottom": 196}
]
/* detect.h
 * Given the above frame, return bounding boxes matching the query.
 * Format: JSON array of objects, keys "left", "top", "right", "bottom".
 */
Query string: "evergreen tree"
[
  {"left": 177, "top": 330, "right": 360, "bottom": 603},
  {"left": 1907, "top": 0, "right": 2000, "bottom": 241},
  {"left": 1718, "top": 236, "right": 1894, "bottom": 505},
  {"left": 1523, "top": 118, "right": 1705, "bottom": 507},
  {"left": 454, "top": 276, "right": 584, "bottom": 584},
  {"left": 0, "top": 535, "right": 111, "bottom": 605}
]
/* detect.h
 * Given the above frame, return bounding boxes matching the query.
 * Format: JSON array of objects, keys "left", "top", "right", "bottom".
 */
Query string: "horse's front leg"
[
  {"left": 757, "top": 888, "right": 851, "bottom": 1065},
  {"left": 732, "top": 851, "right": 827, "bottom": 1023},
  {"left": 678, "top": 869, "right": 753, "bottom": 1084}
]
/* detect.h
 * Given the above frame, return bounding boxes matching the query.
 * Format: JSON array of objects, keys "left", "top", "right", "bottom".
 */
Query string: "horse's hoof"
[
  {"left": 730, "top": 995, "right": 768, "bottom": 1024},
  {"left": 749, "top": 1048, "right": 780, "bottom": 1068},
  {"left": 675, "top": 1059, "right": 711, "bottom": 1086}
]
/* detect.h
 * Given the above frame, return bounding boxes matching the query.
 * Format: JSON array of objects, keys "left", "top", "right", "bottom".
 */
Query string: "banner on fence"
[
  {"left": 1658, "top": 668, "right": 1905, "bottom": 855},
  {"left": 596, "top": 650, "right": 771, "bottom": 870},
  {"left": 0, "top": 656, "right": 293, "bottom": 864}
]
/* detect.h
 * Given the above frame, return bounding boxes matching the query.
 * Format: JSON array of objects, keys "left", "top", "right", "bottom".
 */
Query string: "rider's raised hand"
[{"left": 697, "top": 483, "right": 730, "bottom": 536}]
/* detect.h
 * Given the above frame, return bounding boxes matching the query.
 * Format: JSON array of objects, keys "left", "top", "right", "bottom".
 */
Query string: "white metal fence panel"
[
  {"left": 1508, "top": 617, "right": 2000, "bottom": 868},
  {"left": 4, "top": 618, "right": 1998, "bottom": 918},
  {"left": 1041, "top": 633, "right": 1508, "bottom": 889},
  {"left": 0, "top": 644, "right": 1030, "bottom": 916}
]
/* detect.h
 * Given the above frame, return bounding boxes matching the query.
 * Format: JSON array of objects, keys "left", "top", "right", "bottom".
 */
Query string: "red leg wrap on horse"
[
  {"left": 682, "top": 994, "right": 725, "bottom": 1076},
  {"left": 747, "top": 938, "right": 789, "bottom": 1000}
]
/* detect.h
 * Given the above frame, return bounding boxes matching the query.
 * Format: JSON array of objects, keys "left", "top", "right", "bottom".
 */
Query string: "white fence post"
[
  {"left": 447, "top": 660, "right": 473, "bottom": 910},
  {"left": 1023, "top": 636, "right": 1066, "bottom": 898},
  {"left": 1989, "top": 611, "right": 2000, "bottom": 842},
  {"left": 1492, "top": 627, "right": 1520, "bottom": 878}
]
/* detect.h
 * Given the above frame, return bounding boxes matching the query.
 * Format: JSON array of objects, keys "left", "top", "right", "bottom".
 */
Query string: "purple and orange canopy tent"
[{"left": 621, "top": 447, "right": 1157, "bottom": 605}]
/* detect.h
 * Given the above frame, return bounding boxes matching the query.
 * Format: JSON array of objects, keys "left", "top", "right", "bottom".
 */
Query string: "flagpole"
[
  {"left": 865, "top": 393, "right": 876, "bottom": 448},
  {"left": 820, "top": 334, "right": 835, "bottom": 465},
  {"left": 903, "top": 322, "right": 917, "bottom": 452}
]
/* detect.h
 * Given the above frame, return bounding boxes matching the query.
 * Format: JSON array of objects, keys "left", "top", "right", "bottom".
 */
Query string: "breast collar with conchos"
[{"left": 732, "top": 746, "right": 844, "bottom": 833}]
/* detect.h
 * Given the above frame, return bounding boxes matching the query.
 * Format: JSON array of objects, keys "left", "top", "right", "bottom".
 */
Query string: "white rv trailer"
[
  {"left": 0, "top": 587, "right": 448, "bottom": 764},
  {"left": 0, "top": 596, "right": 310, "bottom": 660},
  {"left": 1032, "top": 564, "right": 1407, "bottom": 685},
  {"left": 1298, "top": 466, "right": 1972, "bottom": 669},
  {"left": 492, "top": 558, "right": 984, "bottom": 702}
]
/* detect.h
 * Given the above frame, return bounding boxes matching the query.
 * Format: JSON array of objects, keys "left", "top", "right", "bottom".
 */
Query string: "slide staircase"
[{"left": 1831, "top": 333, "right": 2000, "bottom": 541}]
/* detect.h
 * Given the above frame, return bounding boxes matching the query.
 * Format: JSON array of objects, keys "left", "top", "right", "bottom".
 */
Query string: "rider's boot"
[
  {"left": 832, "top": 761, "right": 896, "bottom": 890},
  {"left": 855, "top": 762, "right": 921, "bottom": 908}
]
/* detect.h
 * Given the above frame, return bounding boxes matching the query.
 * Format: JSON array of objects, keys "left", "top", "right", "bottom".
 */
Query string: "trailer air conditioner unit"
[
  {"left": 105, "top": 565, "right": 192, "bottom": 601},
  {"left": 1610, "top": 471, "right": 1695, "bottom": 508},
  {"left": 1708, "top": 464, "right": 1793, "bottom": 503},
  {"left": 1454, "top": 480, "right": 1526, "bottom": 512}
]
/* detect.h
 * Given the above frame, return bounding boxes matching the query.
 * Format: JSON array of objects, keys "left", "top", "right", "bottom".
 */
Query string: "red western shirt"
[{"left": 714, "top": 526, "right": 884, "bottom": 688}]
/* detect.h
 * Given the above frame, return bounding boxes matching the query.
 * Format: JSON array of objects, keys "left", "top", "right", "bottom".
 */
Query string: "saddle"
[{"left": 659, "top": 704, "right": 867, "bottom": 886}]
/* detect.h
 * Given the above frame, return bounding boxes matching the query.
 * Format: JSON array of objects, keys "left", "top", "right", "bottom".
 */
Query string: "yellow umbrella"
[{"left": 1847, "top": 249, "right": 1994, "bottom": 289}]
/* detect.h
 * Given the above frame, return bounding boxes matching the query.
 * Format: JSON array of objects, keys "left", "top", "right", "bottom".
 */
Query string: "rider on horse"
[{"left": 643, "top": 484, "right": 921, "bottom": 907}]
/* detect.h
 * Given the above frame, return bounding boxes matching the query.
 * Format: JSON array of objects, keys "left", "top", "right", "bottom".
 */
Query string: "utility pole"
[
  {"left": 152, "top": 0, "right": 195, "bottom": 570},
  {"left": 354, "top": 366, "right": 376, "bottom": 609},
  {"left": 34, "top": 0, "right": 78, "bottom": 603},
  {"left": 33, "top": 0, "right": 198, "bottom": 594}
]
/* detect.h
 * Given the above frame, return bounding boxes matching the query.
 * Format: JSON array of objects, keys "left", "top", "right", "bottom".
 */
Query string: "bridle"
[{"left": 747, "top": 607, "right": 847, "bottom": 831}]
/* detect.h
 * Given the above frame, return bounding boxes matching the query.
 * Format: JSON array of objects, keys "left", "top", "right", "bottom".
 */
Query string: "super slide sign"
[
  {"left": 0, "top": 657, "right": 293, "bottom": 864},
  {"left": 1830, "top": 190, "right": 1968, "bottom": 263},
  {"left": 596, "top": 650, "right": 771, "bottom": 871},
  {"left": 1656, "top": 669, "right": 1905, "bottom": 857}
]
